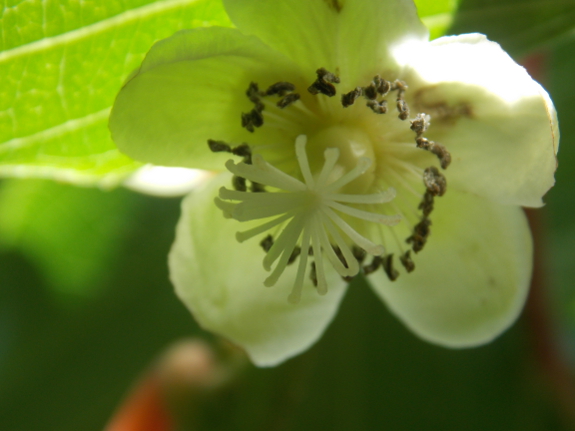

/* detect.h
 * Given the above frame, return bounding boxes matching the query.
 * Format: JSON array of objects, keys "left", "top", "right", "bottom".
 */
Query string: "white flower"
[{"left": 109, "top": 0, "right": 559, "bottom": 366}]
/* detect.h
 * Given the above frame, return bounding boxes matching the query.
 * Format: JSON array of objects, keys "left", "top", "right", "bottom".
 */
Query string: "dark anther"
[
  {"left": 352, "top": 246, "right": 367, "bottom": 263},
  {"left": 363, "top": 256, "right": 383, "bottom": 275},
  {"left": 423, "top": 166, "right": 447, "bottom": 196},
  {"left": 241, "top": 109, "right": 264, "bottom": 133},
  {"left": 250, "top": 109, "right": 264, "bottom": 127},
  {"left": 406, "top": 218, "right": 432, "bottom": 253},
  {"left": 265, "top": 82, "right": 296, "bottom": 96},
  {"left": 363, "top": 83, "right": 378, "bottom": 100},
  {"left": 277, "top": 93, "right": 301, "bottom": 108},
  {"left": 415, "top": 136, "right": 431, "bottom": 150},
  {"left": 375, "top": 76, "right": 391, "bottom": 96},
  {"left": 418, "top": 191, "right": 435, "bottom": 217},
  {"left": 232, "top": 175, "right": 247, "bottom": 192},
  {"left": 241, "top": 112, "right": 255, "bottom": 132},
  {"left": 412, "top": 115, "right": 451, "bottom": 169},
  {"left": 260, "top": 235, "right": 274, "bottom": 253},
  {"left": 308, "top": 67, "right": 340, "bottom": 97},
  {"left": 410, "top": 113, "right": 429, "bottom": 134},
  {"left": 288, "top": 246, "right": 302, "bottom": 265},
  {"left": 397, "top": 99, "right": 410, "bottom": 120},
  {"left": 382, "top": 254, "right": 399, "bottom": 281},
  {"left": 231, "top": 143, "right": 252, "bottom": 161},
  {"left": 308, "top": 80, "right": 337, "bottom": 97},
  {"left": 391, "top": 80, "right": 409, "bottom": 120},
  {"left": 317, "top": 67, "right": 340, "bottom": 83},
  {"left": 430, "top": 144, "right": 452, "bottom": 169},
  {"left": 399, "top": 251, "right": 415, "bottom": 273},
  {"left": 246, "top": 82, "right": 263, "bottom": 102},
  {"left": 310, "top": 262, "right": 318, "bottom": 287},
  {"left": 367, "top": 99, "right": 388, "bottom": 114},
  {"left": 250, "top": 181, "right": 266, "bottom": 193},
  {"left": 208, "top": 139, "right": 232, "bottom": 153},
  {"left": 392, "top": 80, "right": 408, "bottom": 92},
  {"left": 208, "top": 140, "right": 254, "bottom": 165},
  {"left": 341, "top": 87, "right": 363, "bottom": 107}
]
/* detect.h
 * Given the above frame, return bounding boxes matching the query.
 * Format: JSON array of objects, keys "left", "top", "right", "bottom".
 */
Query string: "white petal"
[
  {"left": 224, "top": 0, "right": 428, "bottom": 85},
  {"left": 169, "top": 174, "right": 347, "bottom": 366},
  {"left": 402, "top": 34, "right": 558, "bottom": 207},
  {"left": 369, "top": 190, "right": 532, "bottom": 347},
  {"left": 110, "top": 27, "right": 299, "bottom": 170}
]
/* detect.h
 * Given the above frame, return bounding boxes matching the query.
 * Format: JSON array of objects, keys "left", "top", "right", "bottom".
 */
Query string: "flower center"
[
  {"left": 207, "top": 67, "right": 452, "bottom": 303},
  {"left": 306, "top": 125, "right": 376, "bottom": 194}
]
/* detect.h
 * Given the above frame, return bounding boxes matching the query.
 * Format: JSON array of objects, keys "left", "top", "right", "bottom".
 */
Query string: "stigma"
[{"left": 215, "top": 135, "right": 400, "bottom": 303}]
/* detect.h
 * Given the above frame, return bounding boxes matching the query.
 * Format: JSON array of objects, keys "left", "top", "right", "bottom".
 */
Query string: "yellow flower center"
[{"left": 208, "top": 68, "right": 451, "bottom": 302}]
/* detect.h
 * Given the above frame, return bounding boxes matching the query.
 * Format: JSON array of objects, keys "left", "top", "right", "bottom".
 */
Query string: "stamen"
[
  {"left": 260, "top": 234, "right": 274, "bottom": 252},
  {"left": 342, "top": 87, "right": 363, "bottom": 107},
  {"left": 423, "top": 166, "right": 447, "bottom": 196},
  {"left": 308, "top": 67, "right": 340, "bottom": 97},
  {"left": 382, "top": 254, "right": 399, "bottom": 281},
  {"left": 411, "top": 113, "right": 452, "bottom": 169},
  {"left": 406, "top": 218, "right": 432, "bottom": 253},
  {"left": 265, "top": 82, "right": 296, "bottom": 96},
  {"left": 400, "top": 250, "right": 415, "bottom": 273},
  {"left": 277, "top": 93, "right": 301, "bottom": 108},
  {"left": 363, "top": 256, "right": 382, "bottom": 275}
]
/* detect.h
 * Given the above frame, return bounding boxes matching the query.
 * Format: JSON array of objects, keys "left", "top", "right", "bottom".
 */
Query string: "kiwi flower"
[{"left": 109, "top": 0, "right": 558, "bottom": 366}]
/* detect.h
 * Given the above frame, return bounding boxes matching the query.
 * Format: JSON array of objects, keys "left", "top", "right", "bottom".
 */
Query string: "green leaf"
[
  {"left": 0, "top": 179, "right": 140, "bottom": 301},
  {"left": 414, "top": 0, "right": 460, "bottom": 40},
  {"left": 0, "top": 0, "right": 230, "bottom": 187},
  {"left": 450, "top": 0, "right": 575, "bottom": 57}
]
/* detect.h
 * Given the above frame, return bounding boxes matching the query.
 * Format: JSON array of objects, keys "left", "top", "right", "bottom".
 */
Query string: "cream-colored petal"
[
  {"left": 223, "top": 0, "right": 428, "bottom": 85},
  {"left": 110, "top": 27, "right": 299, "bottom": 170},
  {"left": 400, "top": 33, "right": 558, "bottom": 207},
  {"left": 169, "top": 174, "right": 347, "bottom": 367},
  {"left": 369, "top": 190, "right": 532, "bottom": 347}
]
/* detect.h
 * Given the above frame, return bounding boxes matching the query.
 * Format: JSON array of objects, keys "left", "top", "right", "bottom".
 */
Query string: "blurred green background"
[{"left": 1, "top": 0, "right": 574, "bottom": 430}]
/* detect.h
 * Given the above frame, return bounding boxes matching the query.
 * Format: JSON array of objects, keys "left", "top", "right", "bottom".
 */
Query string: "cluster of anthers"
[{"left": 208, "top": 68, "right": 451, "bottom": 303}]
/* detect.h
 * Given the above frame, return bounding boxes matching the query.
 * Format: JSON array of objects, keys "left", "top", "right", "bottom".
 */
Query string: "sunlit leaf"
[
  {"left": 414, "top": 0, "right": 460, "bottom": 39},
  {"left": 0, "top": 0, "right": 230, "bottom": 187}
]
